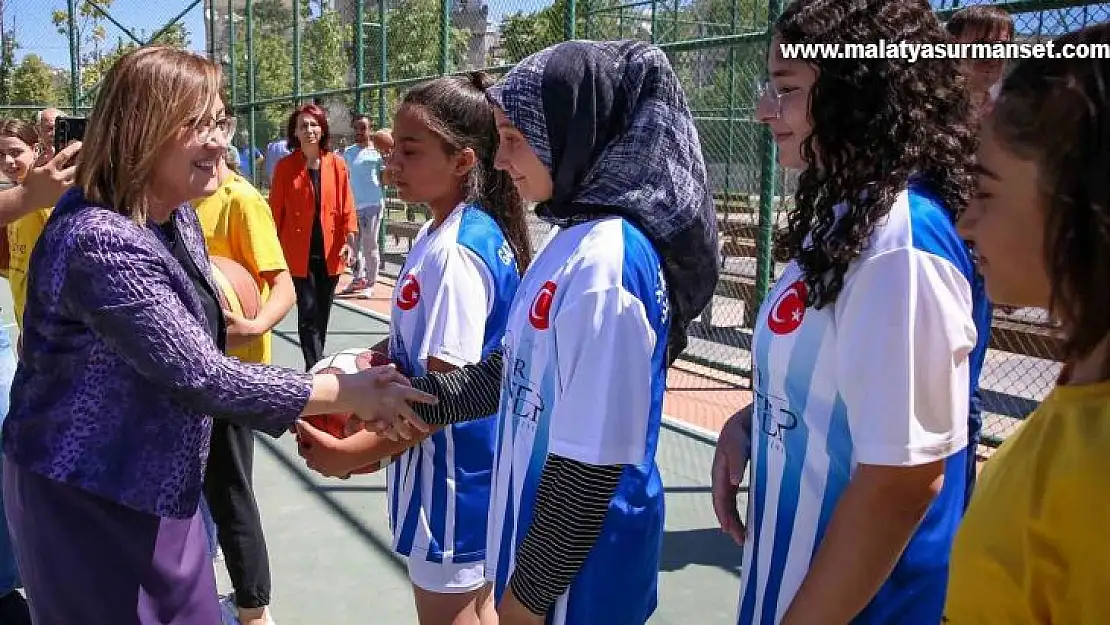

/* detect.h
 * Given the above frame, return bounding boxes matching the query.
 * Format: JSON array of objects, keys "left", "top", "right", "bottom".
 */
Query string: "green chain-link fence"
[{"left": 10, "top": 0, "right": 1108, "bottom": 446}]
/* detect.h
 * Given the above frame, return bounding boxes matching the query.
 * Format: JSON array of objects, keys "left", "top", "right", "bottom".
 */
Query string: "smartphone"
[{"left": 53, "top": 116, "right": 88, "bottom": 157}]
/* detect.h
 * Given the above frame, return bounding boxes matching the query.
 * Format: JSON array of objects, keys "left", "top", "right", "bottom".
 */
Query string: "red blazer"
[{"left": 268, "top": 149, "right": 358, "bottom": 278}]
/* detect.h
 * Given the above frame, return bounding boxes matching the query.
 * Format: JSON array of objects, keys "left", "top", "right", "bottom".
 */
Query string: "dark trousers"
[
  {"left": 204, "top": 420, "right": 271, "bottom": 609},
  {"left": 293, "top": 256, "right": 340, "bottom": 370}
]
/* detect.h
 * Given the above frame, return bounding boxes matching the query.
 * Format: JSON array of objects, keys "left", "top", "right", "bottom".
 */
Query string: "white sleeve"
[
  {"left": 547, "top": 286, "right": 658, "bottom": 466},
  {"left": 834, "top": 248, "right": 977, "bottom": 467},
  {"left": 417, "top": 246, "right": 493, "bottom": 368}
]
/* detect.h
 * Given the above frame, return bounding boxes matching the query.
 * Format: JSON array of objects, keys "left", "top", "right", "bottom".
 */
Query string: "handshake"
[{"left": 294, "top": 348, "right": 438, "bottom": 480}]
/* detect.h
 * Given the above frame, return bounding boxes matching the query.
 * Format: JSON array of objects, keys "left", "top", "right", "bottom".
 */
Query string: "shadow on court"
[{"left": 241, "top": 302, "right": 743, "bottom": 624}]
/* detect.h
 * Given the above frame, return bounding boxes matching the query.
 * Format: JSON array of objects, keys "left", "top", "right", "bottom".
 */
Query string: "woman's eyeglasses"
[
  {"left": 756, "top": 79, "right": 783, "bottom": 119},
  {"left": 191, "top": 116, "right": 237, "bottom": 143}
]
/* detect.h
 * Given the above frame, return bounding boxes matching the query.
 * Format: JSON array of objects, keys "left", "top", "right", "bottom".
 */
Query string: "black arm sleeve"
[
  {"left": 407, "top": 350, "right": 504, "bottom": 426},
  {"left": 508, "top": 454, "right": 624, "bottom": 616}
]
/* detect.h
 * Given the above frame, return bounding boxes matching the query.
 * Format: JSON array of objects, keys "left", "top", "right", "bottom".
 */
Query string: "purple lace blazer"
[{"left": 1, "top": 188, "right": 313, "bottom": 519}]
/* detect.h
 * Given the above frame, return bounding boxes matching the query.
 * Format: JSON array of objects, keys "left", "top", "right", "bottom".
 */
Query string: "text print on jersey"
[
  {"left": 396, "top": 273, "right": 421, "bottom": 311},
  {"left": 497, "top": 240, "right": 514, "bottom": 266},
  {"left": 529, "top": 281, "right": 557, "bottom": 330},
  {"left": 754, "top": 368, "right": 800, "bottom": 453},
  {"left": 767, "top": 280, "right": 807, "bottom": 335},
  {"left": 656, "top": 267, "right": 670, "bottom": 324},
  {"left": 504, "top": 344, "right": 545, "bottom": 428}
]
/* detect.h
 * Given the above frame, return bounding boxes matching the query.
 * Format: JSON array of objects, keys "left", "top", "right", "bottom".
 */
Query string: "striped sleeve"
[
  {"left": 408, "top": 350, "right": 503, "bottom": 426},
  {"left": 509, "top": 454, "right": 624, "bottom": 615}
]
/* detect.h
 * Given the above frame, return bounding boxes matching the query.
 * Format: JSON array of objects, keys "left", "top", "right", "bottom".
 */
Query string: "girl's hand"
[
  {"left": 295, "top": 419, "right": 361, "bottom": 479},
  {"left": 339, "top": 243, "right": 355, "bottom": 267},
  {"left": 712, "top": 405, "right": 753, "bottom": 546},
  {"left": 222, "top": 308, "right": 266, "bottom": 350},
  {"left": 23, "top": 140, "right": 80, "bottom": 210},
  {"left": 347, "top": 366, "right": 435, "bottom": 441}
]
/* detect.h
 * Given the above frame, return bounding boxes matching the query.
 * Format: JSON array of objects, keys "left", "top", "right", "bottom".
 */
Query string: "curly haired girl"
[{"left": 711, "top": 0, "right": 992, "bottom": 623}]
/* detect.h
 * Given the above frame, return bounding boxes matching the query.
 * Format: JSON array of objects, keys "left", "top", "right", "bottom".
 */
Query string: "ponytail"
[
  {"left": 403, "top": 70, "right": 534, "bottom": 273},
  {"left": 470, "top": 71, "right": 532, "bottom": 273},
  {"left": 479, "top": 156, "right": 532, "bottom": 273}
]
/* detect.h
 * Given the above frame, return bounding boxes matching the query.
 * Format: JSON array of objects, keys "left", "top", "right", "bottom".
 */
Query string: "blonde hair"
[{"left": 76, "top": 45, "right": 222, "bottom": 223}]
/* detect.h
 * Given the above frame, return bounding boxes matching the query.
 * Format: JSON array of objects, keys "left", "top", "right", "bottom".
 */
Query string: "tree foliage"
[
  {"left": 383, "top": 0, "right": 469, "bottom": 79},
  {"left": 49, "top": 0, "right": 192, "bottom": 106},
  {"left": 498, "top": 0, "right": 632, "bottom": 64},
  {"left": 0, "top": 29, "right": 17, "bottom": 108},
  {"left": 10, "top": 54, "right": 58, "bottom": 109},
  {"left": 223, "top": 1, "right": 354, "bottom": 144}
]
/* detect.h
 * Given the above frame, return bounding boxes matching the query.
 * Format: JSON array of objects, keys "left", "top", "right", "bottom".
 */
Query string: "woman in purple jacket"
[{"left": 0, "top": 46, "right": 432, "bottom": 625}]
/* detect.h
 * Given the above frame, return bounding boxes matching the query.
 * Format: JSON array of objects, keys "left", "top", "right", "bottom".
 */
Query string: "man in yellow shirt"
[{"left": 193, "top": 151, "right": 294, "bottom": 625}]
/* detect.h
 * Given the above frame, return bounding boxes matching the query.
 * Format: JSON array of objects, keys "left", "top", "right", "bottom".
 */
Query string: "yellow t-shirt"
[
  {"left": 192, "top": 174, "right": 288, "bottom": 365},
  {"left": 944, "top": 380, "right": 1110, "bottom": 624},
  {"left": 7, "top": 207, "right": 52, "bottom": 331}
]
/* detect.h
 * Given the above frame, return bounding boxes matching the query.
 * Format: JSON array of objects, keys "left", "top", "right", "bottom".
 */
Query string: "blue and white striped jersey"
[
  {"left": 737, "top": 184, "right": 989, "bottom": 624},
  {"left": 487, "top": 217, "right": 670, "bottom": 625},
  {"left": 387, "top": 202, "right": 520, "bottom": 565}
]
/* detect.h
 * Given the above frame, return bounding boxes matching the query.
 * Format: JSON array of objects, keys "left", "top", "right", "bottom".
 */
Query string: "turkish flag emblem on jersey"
[
  {"left": 529, "top": 281, "right": 557, "bottom": 330},
  {"left": 396, "top": 273, "right": 421, "bottom": 311},
  {"left": 767, "top": 280, "right": 807, "bottom": 335}
]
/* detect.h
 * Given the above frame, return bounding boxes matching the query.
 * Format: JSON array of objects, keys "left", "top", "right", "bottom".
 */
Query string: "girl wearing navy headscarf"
[{"left": 354, "top": 40, "right": 718, "bottom": 625}]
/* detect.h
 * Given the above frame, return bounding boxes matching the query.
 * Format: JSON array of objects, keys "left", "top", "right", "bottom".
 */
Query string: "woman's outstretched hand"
[{"left": 348, "top": 365, "right": 435, "bottom": 440}]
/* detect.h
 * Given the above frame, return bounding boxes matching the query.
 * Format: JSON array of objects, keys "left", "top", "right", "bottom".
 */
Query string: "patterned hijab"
[{"left": 487, "top": 40, "right": 720, "bottom": 365}]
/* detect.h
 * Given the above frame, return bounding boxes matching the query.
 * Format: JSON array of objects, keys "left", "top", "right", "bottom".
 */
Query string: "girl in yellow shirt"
[
  {"left": 0, "top": 117, "right": 39, "bottom": 620},
  {"left": 192, "top": 148, "right": 295, "bottom": 625},
  {"left": 0, "top": 119, "right": 51, "bottom": 333},
  {"left": 946, "top": 22, "right": 1110, "bottom": 624}
]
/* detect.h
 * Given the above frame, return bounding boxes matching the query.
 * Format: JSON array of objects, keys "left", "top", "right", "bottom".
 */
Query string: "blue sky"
[
  {"left": 7, "top": 0, "right": 555, "bottom": 68},
  {"left": 7, "top": 0, "right": 208, "bottom": 66},
  {"left": 7, "top": 0, "right": 1104, "bottom": 69}
]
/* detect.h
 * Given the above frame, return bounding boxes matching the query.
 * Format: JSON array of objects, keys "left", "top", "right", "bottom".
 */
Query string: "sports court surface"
[
  {"left": 0, "top": 268, "right": 744, "bottom": 623},
  {"left": 237, "top": 298, "right": 744, "bottom": 622}
]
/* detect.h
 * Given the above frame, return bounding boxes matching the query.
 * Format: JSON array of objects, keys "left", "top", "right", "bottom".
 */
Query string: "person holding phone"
[{"left": 0, "top": 141, "right": 79, "bottom": 225}]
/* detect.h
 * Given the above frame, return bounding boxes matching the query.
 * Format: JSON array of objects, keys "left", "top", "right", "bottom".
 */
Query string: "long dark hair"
[
  {"left": 401, "top": 72, "right": 532, "bottom": 272},
  {"left": 991, "top": 22, "right": 1110, "bottom": 367},
  {"left": 773, "top": 0, "right": 977, "bottom": 309}
]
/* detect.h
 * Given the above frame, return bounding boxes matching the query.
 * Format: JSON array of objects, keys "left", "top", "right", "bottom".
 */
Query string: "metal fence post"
[
  {"left": 377, "top": 0, "right": 389, "bottom": 269},
  {"left": 355, "top": 0, "right": 365, "bottom": 113},
  {"left": 751, "top": 0, "right": 783, "bottom": 329},
  {"left": 228, "top": 0, "right": 237, "bottom": 116},
  {"left": 66, "top": 0, "right": 80, "bottom": 114},
  {"left": 439, "top": 0, "right": 450, "bottom": 76},
  {"left": 672, "top": 0, "right": 679, "bottom": 42},
  {"left": 293, "top": 0, "right": 302, "bottom": 105},
  {"left": 246, "top": 0, "right": 257, "bottom": 182},
  {"left": 565, "top": 0, "right": 576, "bottom": 41},
  {"left": 207, "top": 0, "right": 216, "bottom": 58},
  {"left": 724, "top": 0, "right": 738, "bottom": 206}
]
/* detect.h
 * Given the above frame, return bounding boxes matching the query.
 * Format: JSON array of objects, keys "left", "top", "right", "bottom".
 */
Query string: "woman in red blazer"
[{"left": 268, "top": 104, "right": 357, "bottom": 369}]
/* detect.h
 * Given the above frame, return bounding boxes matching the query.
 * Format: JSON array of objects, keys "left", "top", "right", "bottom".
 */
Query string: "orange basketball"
[
  {"left": 210, "top": 256, "right": 261, "bottom": 319},
  {"left": 304, "top": 366, "right": 351, "bottom": 438},
  {"left": 305, "top": 348, "right": 400, "bottom": 474}
]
